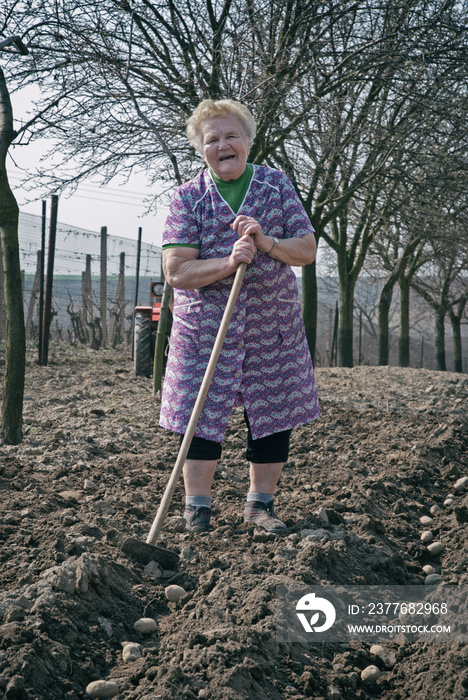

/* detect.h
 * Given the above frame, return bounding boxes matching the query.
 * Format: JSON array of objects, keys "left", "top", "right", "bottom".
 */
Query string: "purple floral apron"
[{"left": 160, "top": 165, "right": 320, "bottom": 442}]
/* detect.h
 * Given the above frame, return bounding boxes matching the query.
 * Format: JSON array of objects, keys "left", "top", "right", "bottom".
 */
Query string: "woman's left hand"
[
  {"left": 231, "top": 214, "right": 317, "bottom": 266},
  {"left": 231, "top": 215, "right": 270, "bottom": 253}
]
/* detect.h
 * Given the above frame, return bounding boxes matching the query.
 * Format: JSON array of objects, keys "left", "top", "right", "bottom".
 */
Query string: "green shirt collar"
[{"left": 209, "top": 163, "right": 253, "bottom": 186}]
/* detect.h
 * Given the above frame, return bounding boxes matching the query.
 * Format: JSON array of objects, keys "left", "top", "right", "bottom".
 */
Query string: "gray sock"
[
  {"left": 246, "top": 492, "right": 273, "bottom": 505},
  {"left": 185, "top": 495, "right": 212, "bottom": 509}
]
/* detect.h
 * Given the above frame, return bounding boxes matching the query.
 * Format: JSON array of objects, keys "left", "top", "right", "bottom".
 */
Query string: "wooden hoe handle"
[{"left": 146, "top": 262, "right": 247, "bottom": 546}]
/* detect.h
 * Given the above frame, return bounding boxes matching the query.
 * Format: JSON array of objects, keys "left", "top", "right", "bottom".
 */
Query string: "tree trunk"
[
  {"left": 377, "top": 281, "right": 393, "bottom": 365},
  {"left": 398, "top": 276, "right": 411, "bottom": 367},
  {"left": 434, "top": 306, "right": 447, "bottom": 372},
  {"left": 337, "top": 268, "right": 355, "bottom": 368},
  {"left": 0, "top": 238, "right": 6, "bottom": 341},
  {"left": 449, "top": 313, "right": 463, "bottom": 373},
  {"left": 302, "top": 260, "right": 317, "bottom": 364},
  {"left": 0, "top": 67, "right": 25, "bottom": 444}
]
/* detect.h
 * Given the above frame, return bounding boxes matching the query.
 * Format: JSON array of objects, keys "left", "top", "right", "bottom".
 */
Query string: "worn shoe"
[
  {"left": 184, "top": 506, "right": 212, "bottom": 533},
  {"left": 243, "top": 500, "right": 287, "bottom": 533}
]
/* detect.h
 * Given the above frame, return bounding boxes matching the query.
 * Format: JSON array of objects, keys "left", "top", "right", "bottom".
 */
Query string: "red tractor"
[{"left": 133, "top": 281, "right": 172, "bottom": 377}]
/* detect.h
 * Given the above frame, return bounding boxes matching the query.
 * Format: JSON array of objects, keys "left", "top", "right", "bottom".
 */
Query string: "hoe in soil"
[{"left": 122, "top": 264, "right": 247, "bottom": 570}]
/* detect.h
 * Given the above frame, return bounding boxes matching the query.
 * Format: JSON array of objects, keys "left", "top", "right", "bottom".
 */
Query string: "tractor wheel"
[{"left": 134, "top": 312, "right": 152, "bottom": 377}]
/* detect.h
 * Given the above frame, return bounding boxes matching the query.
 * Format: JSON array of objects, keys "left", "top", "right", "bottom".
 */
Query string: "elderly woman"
[{"left": 160, "top": 98, "right": 320, "bottom": 534}]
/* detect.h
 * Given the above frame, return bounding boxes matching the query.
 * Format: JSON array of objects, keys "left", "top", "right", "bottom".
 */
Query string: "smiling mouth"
[{"left": 219, "top": 155, "right": 235, "bottom": 161}]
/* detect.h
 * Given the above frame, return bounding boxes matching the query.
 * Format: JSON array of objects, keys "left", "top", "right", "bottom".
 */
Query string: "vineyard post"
[
  {"left": 38, "top": 200, "right": 46, "bottom": 362},
  {"left": 26, "top": 249, "right": 41, "bottom": 338},
  {"left": 41, "top": 194, "right": 58, "bottom": 366},
  {"left": 100, "top": 226, "right": 107, "bottom": 347},
  {"left": 131, "top": 226, "right": 142, "bottom": 360}
]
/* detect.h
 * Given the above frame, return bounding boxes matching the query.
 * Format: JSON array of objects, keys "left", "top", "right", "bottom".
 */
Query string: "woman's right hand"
[{"left": 226, "top": 234, "right": 256, "bottom": 274}]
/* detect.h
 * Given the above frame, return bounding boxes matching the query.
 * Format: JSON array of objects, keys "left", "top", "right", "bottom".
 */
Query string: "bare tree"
[
  {"left": 7, "top": 0, "right": 326, "bottom": 190},
  {"left": 269, "top": 0, "right": 468, "bottom": 365},
  {"left": 0, "top": 34, "right": 28, "bottom": 444},
  {"left": 371, "top": 73, "right": 468, "bottom": 366},
  {"left": 411, "top": 223, "right": 468, "bottom": 372},
  {"left": 372, "top": 199, "right": 433, "bottom": 367}
]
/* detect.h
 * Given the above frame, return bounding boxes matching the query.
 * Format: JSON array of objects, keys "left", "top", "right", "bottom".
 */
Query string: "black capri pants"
[{"left": 180, "top": 409, "right": 292, "bottom": 464}]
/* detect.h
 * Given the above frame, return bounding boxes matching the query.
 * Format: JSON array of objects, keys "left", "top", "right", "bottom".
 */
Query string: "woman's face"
[{"left": 201, "top": 114, "right": 250, "bottom": 181}]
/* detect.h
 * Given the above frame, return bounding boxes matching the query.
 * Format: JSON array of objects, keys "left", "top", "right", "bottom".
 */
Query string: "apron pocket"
[
  {"left": 277, "top": 298, "right": 302, "bottom": 347},
  {"left": 170, "top": 301, "right": 202, "bottom": 352}
]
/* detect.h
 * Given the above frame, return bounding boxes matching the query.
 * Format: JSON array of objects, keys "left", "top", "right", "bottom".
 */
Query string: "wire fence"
[
  {"left": 1, "top": 212, "right": 162, "bottom": 346},
  {"left": 0, "top": 212, "right": 464, "bottom": 371}
]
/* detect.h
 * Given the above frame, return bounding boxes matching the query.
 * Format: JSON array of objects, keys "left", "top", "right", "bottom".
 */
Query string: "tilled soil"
[{"left": 0, "top": 346, "right": 467, "bottom": 700}]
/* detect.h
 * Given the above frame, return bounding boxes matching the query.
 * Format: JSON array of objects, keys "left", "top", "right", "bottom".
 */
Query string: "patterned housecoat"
[{"left": 159, "top": 164, "right": 320, "bottom": 443}]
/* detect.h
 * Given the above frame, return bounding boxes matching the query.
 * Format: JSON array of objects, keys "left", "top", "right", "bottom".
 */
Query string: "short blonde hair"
[{"left": 186, "top": 99, "right": 256, "bottom": 153}]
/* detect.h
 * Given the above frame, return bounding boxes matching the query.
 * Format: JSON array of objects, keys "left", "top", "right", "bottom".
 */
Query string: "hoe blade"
[{"left": 122, "top": 537, "right": 179, "bottom": 569}]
